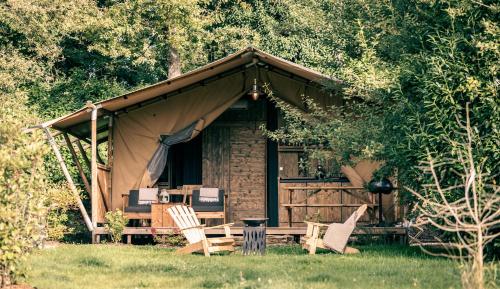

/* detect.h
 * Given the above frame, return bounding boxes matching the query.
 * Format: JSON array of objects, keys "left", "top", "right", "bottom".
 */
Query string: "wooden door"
[
  {"left": 202, "top": 126, "right": 231, "bottom": 190},
  {"left": 202, "top": 122, "right": 267, "bottom": 223}
]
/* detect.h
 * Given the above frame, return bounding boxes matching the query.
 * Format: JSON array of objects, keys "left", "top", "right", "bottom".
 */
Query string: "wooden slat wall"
[
  {"left": 201, "top": 126, "right": 230, "bottom": 191},
  {"left": 278, "top": 182, "right": 378, "bottom": 227},
  {"left": 229, "top": 122, "right": 266, "bottom": 222},
  {"left": 278, "top": 152, "right": 299, "bottom": 178},
  {"left": 202, "top": 121, "right": 267, "bottom": 224},
  {"left": 200, "top": 98, "right": 399, "bottom": 227},
  {"left": 96, "top": 167, "right": 110, "bottom": 223}
]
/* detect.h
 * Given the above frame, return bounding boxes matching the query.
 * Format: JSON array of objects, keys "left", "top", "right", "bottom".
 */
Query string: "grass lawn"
[{"left": 24, "top": 244, "right": 460, "bottom": 289}]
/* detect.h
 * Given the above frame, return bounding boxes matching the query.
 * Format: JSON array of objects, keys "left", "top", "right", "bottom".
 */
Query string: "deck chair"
[
  {"left": 167, "top": 205, "right": 235, "bottom": 257},
  {"left": 302, "top": 204, "right": 367, "bottom": 255}
]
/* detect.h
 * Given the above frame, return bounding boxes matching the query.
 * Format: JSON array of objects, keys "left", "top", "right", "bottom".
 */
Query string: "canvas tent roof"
[
  {"left": 36, "top": 46, "right": 343, "bottom": 212},
  {"left": 39, "top": 46, "right": 336, "bottom": 141}
]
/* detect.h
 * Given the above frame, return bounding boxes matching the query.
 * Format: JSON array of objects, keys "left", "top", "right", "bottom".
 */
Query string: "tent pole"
[
  {"left": 88, "top": 103, "right": 99, "bottom": 234},
  {"left": 63, "top": 133, "right": 91, "bottom": 195},
  {"left": 42, "top": 128, "right": 93, "bottom": 232},
  {"left": 106, "top": 116, "right": 114, "bottom": 207}
]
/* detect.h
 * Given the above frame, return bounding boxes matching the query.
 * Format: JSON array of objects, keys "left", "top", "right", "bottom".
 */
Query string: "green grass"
[{"left": 24, "top": 244, "right": 460, "bottom": 289}]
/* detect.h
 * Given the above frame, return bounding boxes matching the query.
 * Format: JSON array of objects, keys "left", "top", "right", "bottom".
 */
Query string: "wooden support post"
[
  {"left": 89, "top": 103, "right": 99, "bottom": 230},
  {"left": 340, "top": 185, "right": 344, "bottom": 222},
  {"left": 288, "top": 189, "right": 293, "bottom": 227},
  {"left": 96, "top": 171, "right": 110, "bottom": 211},
  {"left": 43, "top": 128, "right": 93, "bottom": 232},
  {"left": 76, "top": 140, "right": 91, "bottom": 171},
  {"left": 106, "top": 116, "right": 114, "bottom": 206},
  {"left": 63, "top": 133, "right": 91, "bottom": 195}
]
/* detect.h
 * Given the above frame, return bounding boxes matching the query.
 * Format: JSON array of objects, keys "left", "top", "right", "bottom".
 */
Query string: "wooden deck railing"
[{"left": 281, "top": 186, "right": 377, "bottom": 227}]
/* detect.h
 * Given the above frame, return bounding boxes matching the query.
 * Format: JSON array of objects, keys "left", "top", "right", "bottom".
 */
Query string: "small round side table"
[{"left": 241, "top": 218, "right": 268, "bottom": 255}]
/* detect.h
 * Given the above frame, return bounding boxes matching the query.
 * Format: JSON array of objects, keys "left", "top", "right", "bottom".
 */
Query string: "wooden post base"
[{"left": 92, "top": 232, "right": 101, "bottom": 244}]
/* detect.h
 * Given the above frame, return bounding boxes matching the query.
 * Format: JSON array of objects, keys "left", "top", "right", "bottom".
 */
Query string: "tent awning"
[{"left": 37, "top": 46, "right": 338, "bottom": 139}]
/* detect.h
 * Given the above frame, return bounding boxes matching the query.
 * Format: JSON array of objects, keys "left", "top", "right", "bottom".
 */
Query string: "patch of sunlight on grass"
[{"left": 24, "top": 244, "right": 461, "bottom": 289}]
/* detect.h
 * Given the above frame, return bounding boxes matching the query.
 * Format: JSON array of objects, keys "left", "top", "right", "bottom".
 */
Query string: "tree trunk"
[
  {"left": 168, "top": 47, "right": 181, "bottom": 79},
  {"left": 473, "top": 227, "right": 484, "bottom": 289}
]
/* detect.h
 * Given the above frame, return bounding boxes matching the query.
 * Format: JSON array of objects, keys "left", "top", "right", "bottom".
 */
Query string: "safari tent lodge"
[{"left": 35, "top": 47, "right": 406, "bottom": 243}]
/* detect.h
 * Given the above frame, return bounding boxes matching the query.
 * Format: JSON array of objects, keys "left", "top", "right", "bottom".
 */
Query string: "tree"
[
  {"left": 383, "top": 0, "right": 500, "bottom": 199},
  {"left": 89, "top": 0, "right": 207, "bottom": 79},
  {"left": 0, "top": 1, "right": 82, "bottom": 245},
  {"left": 202, "top": 0, "right": 341, "bottom": 73},
  {"left": 258, "top": 0, "right": 499, "bottom": 202},
  {"left": 261, "top": 86, "right": 384, "bottom": 173},
  {"left": 409, "top": 105, "right": 499, "bottom": 289},
  {"left": 0, "top": 93, "right": 49, "bottom": 286}
]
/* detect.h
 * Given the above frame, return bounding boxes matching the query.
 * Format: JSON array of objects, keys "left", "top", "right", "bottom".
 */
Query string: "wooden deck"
[{"left": 93, "top": 226, "right": 407, "bottom": 243}]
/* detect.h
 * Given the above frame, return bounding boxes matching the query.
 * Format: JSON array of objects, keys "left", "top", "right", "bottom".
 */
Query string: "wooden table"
[
  {"left": 151, "top": 203, "right": 226, "bottom": 228},
  {"left": 151, "top": 203, "right": 179, "bottom": 228}
]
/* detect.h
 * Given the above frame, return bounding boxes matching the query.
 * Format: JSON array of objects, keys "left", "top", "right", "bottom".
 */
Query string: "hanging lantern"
[{"left": 249, "top": 78, "right": 260, "bottom": 101}]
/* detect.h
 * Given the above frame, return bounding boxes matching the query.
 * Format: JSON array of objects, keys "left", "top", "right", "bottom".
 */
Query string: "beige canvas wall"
[{"left": 110, "top": 68, "right": 336, "bottom": 210}]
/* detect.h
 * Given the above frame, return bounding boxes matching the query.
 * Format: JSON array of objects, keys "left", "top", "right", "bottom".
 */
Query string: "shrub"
[
  {"left": 104, "top": 209, "right": 128, "bottom": 243},
  {"left": 44, "top": 184, "right": 77, "bottom": 240},
  {"left": 0, "top": 94, "right": 49, "bottom": 287},
  {"left": 410, "top": 106, "right": 499, "bottom": 289},
  {"left": 153, "top": 233, "right": 186, "bottom": 247}
]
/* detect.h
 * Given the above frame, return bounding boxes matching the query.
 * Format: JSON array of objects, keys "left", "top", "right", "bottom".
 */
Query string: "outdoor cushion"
[
  {"left": 192, "top": 189, "right": 224, "bottom": 212},
  {"left": 124, "top": 205, "right": 151, "bottom": 213},
  {"left": 199, "top": 188, "right": 219, "bottom": 202},
  {"left": 125, "top": 190, "right": 151, "bottom": 213},
  {"left": 138, "top": 188, "right": 158, "bottom": 204}
]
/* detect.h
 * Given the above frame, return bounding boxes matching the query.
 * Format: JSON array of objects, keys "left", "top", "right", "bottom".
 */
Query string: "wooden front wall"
[
  {"left": 96, "top": 165, "right": 111, "bottom": 223},
  {"left": 278, "top": 153, "right": 398, "bottom": 226},
  {"left": 200, "top": 98, "right": 400, "bottom": 226},
  {"left": 202, "top": 100, "right": 267, "bottom": 224}
]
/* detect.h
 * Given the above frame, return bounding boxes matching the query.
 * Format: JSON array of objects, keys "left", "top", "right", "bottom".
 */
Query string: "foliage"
[
  {"left": 202, "top": 0, "right": 341, "bottom": 73},
  {"left": 92, "top": 0, "right": 207, "bottom": 74},
  {"left": 104, "top": 210, "right": 128, "bottom": 243},
  {"left": 382, "top": 0, "right": 500, "bottom": 199},
  {"left": 409, "top": 105, "right": 499, "bottom": 289},
  {"left": 0, "top": 94, "right": 49, "bottom": 286},
  {"left": 153, "top": 233, "right": 186, "bottom": 247},
  {"left": 259, "top": 0, "right": 499, "bottom": 203},
  {"left": 261, "top": 86, "right": 384, "bottom": 172},
  {"left": 44, "top": 185, "right": 77, "bottom": 241},
  {"left": 1, "top": 0, "right": 208, "bottom": 119}
]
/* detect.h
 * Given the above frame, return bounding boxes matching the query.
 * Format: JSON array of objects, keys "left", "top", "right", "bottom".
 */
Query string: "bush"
[
  {"left": 153, "top": 233, "right": 186, "bottom": 247},
  {"left": 0, "top": 94, "right": 49, "bottom": 287},
  {"left": 104, "top": 209, "right": 128, "bottom": 243},
  {"left": 44, "top": 185, "right": 77, "bottom": 241}
]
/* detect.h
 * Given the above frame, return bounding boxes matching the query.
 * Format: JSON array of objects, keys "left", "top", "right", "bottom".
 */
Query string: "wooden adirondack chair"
[
  {"left": 302, "top": 204, "right": 367, "bottom": 255},
  {"left": 167, "top": 205, "right": 235, "bottom": 256}
]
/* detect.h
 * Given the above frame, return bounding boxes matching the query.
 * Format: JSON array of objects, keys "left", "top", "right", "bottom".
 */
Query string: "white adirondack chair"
[
  {"left": 167, "top": 205, "right": 235, "bottom": 256},
  {"left": 302, "top": 204, "right": 367, "bottom": 254}
]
